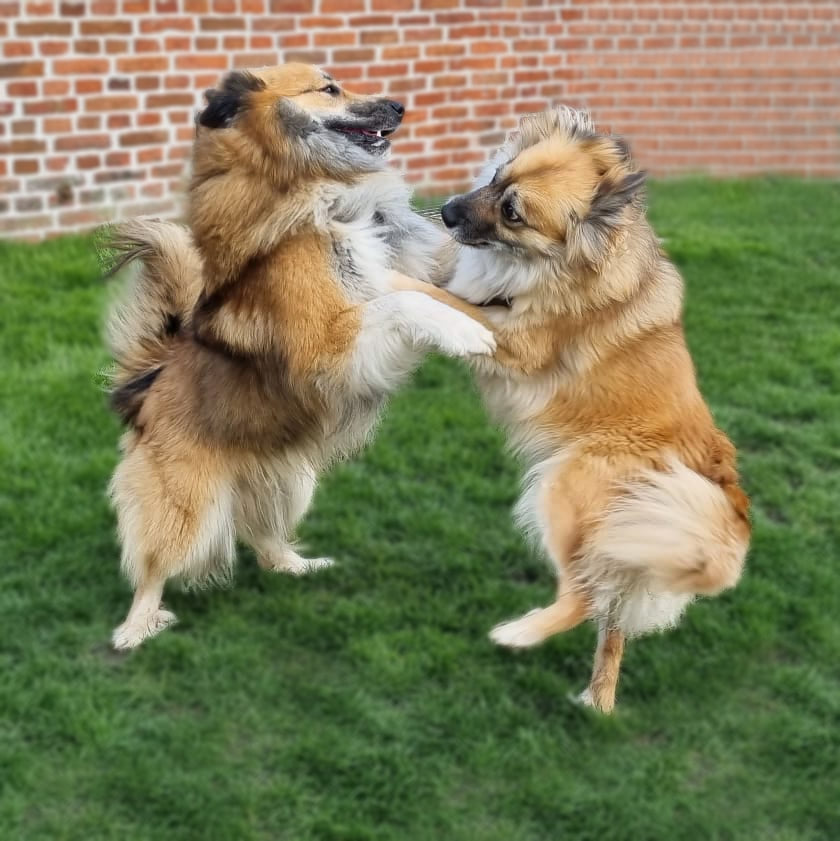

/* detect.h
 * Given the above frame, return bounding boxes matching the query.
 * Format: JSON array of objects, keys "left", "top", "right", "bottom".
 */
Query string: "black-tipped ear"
[
  {"left": 197, "top": 71, "right": 264, "bottom": 129},
  {"left": 569, "top": 170, "right": 646, "bottom": 269},
  {"left": 588, "top": 170, "right": 647, "bottom": 224}
]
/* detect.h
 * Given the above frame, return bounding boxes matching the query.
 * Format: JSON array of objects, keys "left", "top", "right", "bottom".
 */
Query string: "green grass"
[{"left": 1, "top": 178, "right": 839, "bottom": 841}]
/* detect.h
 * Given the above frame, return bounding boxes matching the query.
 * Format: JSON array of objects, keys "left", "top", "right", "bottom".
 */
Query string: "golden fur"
[
  {"left": 104, "top": 64, "right": 498, "bottom": 649},
  {"left": 440, "top": 108, "right": 751, "bottom": 712}
]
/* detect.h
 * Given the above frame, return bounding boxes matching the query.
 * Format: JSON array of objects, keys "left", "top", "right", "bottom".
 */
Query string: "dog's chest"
[
  {"left": 328, "top": 192, "right": 409, "bottom": 302},
  {"left": 330, "top": 220, "right": 392, "bottom": 301}
]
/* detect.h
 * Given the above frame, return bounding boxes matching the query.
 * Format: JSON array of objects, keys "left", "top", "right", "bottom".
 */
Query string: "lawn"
[{"left": 1, "top": 178, "right": 838, "bottom": 841}]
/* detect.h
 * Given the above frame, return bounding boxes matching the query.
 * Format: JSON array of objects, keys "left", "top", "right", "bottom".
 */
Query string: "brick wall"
[{"left": 1, "top": 0, "right": 838, "bottom": 240}]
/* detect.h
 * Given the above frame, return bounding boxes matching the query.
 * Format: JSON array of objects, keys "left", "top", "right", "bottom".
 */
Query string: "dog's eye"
[
  {"left": 321, "top": 84, "right": 341, "bottom": 96},
  {"left": 501, "top": 199, "right": 521, "bottom": 224}
]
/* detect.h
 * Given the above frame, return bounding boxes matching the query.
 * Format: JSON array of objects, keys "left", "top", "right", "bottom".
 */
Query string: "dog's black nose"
[
  {"left": 441, "top": 198, "right": 464, "bottom": 229},
  {"left": 388, "top": 100, "right": 405, "bottom": 116}
]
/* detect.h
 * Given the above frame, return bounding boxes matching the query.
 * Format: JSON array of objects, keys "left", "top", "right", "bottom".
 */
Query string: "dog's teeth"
[{"left": 376, "top": 130, "right": 383, "bottom": 138}]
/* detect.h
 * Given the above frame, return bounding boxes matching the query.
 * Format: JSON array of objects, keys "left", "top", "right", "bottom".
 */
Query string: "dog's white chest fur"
[{"left": 325, "top": 171, "right": 445, "bottom": 301}]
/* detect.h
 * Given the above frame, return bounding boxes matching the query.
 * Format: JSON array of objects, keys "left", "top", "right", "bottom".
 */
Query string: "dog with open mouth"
[
  {"left": 104, "top": 64, "right": 498, "bottom": 650},
  {"left": 436, "top": 108, "right": 751, "bottom": 712}
]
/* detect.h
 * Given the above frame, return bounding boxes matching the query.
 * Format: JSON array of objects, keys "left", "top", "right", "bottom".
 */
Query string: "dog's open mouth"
[{"left": 327, "top": 122, "right": 397, "bottom": 155}]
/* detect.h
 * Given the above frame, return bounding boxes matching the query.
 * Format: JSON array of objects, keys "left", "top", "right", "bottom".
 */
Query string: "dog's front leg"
[{"left": 338, "top": 290, "right": 495, "bottom": 397}]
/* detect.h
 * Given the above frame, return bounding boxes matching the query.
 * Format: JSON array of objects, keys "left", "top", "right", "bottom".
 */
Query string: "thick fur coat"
[
  {"left": 105, "top": 64, "right": 495, "bottom": 649},
  {"left": 439, "top": 108, "right": 750, "bottom": 712}
]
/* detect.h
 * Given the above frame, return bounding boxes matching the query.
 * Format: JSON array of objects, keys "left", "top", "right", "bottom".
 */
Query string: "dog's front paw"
[{"left": 430, "top": 312, "right": 496, "bottom": 358}]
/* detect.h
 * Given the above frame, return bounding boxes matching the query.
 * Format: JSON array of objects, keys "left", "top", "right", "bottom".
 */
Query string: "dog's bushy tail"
[
  {"left": 101, "top": 218, "right": 202, "bottom": 425},
  {"left": 587, "top": 459, "right": 750, "bottom": 597}
]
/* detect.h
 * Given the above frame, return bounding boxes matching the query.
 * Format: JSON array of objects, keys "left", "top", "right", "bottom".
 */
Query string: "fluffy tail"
[
  {"left": 102, "top": 218, "right": 202, "bottom": 425},
  {"left": 588, "top": 460, "right": 750, "bottom": 596}
]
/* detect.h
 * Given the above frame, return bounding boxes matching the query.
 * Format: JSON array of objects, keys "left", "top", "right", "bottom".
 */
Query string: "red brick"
[
  {"left": 85, "top": 95, "right": 139, "bottom": 112},
  {"left": 314, "top": 31, "right": 356, "bottom": 46},
  {"left": 137, "top": 147, "right": 164, "bottom": 163},
  {"left": 4, "top": 40, "right": 32, "bottom": 57},
  {"left": 77, "top": 154, "right": 101, "bottom": 170},
  {"left": 120, "top": 129, "right": 168, "bottom": 146},
  {"left": 175, "top": 54, "right": 227, "bottom": 69},
  {"left": 117, "top": 56, "right": 168, "bottom": 72},
  {"left": 321, "top": 0, "right": 360, "bottom": 10},
  {"left": 270, "top": 0, "right": 311, "bottom": 10},
  {"left": 135, "top": 75, "right": 161, "bottom": 90},
  {"left": 80, "top": 19, "right": 131, "bottom": 34},
  {"left": 13, "top": 158, "right": 40, "bottom": 174},
  {"left": 55, "top": 133, "right": 109, "bottom": 150},
  {"left": 199, "top": 15, "right": 244, "bottom": 30},
  {"left": 43, "top": 117, "right": 72, "bottom": 132},
  {"left": 24, "top": 97, "right": 77, "bottom": 114},
  {"left": 107, "top": 114, "right": 132, "bottom": 129},
  {"left": 0, "top": 60, "right": 44, "bottom": 77},
  {"left": 55, "top": 59, "right": 110, "bottom": 74},
  {"left": 360, "top": 30, "right": 398, "bottom": 44},
  {"left": 282, "top": 49, "right": 327, "bottom": 63},
  {"left": 140, "top": 16, "right": 193, "bottom": 31},
  {"left": 147, "top": 92, "right": 195, "bottom": 108},
  {"left": 7, "top": 80, "right": 37, "bottom": 96},
  {"left": 372, "top": 0, "right": 412, "bottom": 9},
  {"left": 77, "top": 114, "right": 101, "bottom": 130},
  {"left": 75, "top": 78, "right": 103, "bottom": 94},
  {"left": 0, "top": 138, "right": 46, "bottom": 154},
  {"left": 16, "top": 20, "right": 70, "bottom": 35},
  {"left": 331, "top": 48, "right": 374, "bottom": 63},
  {"left": 233, "top": 52, "right": 278, "bottom": 66}
]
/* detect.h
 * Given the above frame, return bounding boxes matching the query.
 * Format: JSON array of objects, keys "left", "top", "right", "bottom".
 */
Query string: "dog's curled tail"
[
  {"left": 589, "top": 460, "right": 750, "bottom": 597},
  {"left": 101, "top": 218, "right": 202, "bottom": 425}
]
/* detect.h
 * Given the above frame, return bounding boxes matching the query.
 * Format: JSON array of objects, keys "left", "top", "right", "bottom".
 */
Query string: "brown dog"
[
  {"left": 438, "top": 108, "right": 750, "bottom": 712},
  {"left": 104, "top": 64, "right": 497, "bottom": 649}
]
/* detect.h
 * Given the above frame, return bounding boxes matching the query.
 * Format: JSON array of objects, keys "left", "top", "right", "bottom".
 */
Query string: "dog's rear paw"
[
  {"left": 287, "top": 556, "right": 335, "bottom": 576},
  {"left": 572, "top": 686, "right": 616, "bottom": 714},
  {"left": 112, "top": 608, "right": 177, "bottom": 651},
  {"left": 259, "top": 549, "right": 335, "bottom": 576},
  {"left": 489, "top": 610, "right": 545, "bottom": 649}
]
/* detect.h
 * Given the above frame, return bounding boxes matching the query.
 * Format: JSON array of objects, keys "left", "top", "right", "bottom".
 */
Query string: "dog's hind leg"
[
  {"left": 578, "top": 611, "right": 625, "bottom": 714},
  {"left": 236, "top": 460, "right": 334, "bottom": 576},
  {"left": 491, "top": 460, "right": 591, "bottom": 648},
  {"left": 112, "top": 570, "right": 176, "bottom": 651},
  {"left": 110, "top": 440, "right": 236, "bottom": 649},
  {"left": 489, "top": 586, "right": 589, "bottom": 648}
]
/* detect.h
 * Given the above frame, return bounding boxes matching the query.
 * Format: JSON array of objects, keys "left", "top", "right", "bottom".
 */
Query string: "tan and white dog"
[
  {"left": 104, "top": 64, "right": 497, "bottom": 650},
  {"left": 438, "top": 108, "right": 751, "bottom": 712}
]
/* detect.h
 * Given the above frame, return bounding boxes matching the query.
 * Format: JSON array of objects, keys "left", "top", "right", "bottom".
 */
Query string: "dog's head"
[
  {"left": 194, "top": 63, "right": 405, "bottom": 183},
  {"left": 441, "top": 108, "right": 646, "bottom": 296}
]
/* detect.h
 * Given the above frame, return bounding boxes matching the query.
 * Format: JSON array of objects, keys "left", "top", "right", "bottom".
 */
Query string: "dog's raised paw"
[
  {"left": 488, "top": 612, "right": 545, "bottom": 649},
  {"left": 431, "top": 312, "right": 496, "bottom": 358}
]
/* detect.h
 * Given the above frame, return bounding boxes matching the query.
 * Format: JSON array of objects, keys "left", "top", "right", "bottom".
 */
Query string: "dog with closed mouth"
[
  {"left": 104, "top": 63, "right": 497, "bottom": 650},
  {"left": 438, "top": 108, "right": 750, "bottom": 712}
]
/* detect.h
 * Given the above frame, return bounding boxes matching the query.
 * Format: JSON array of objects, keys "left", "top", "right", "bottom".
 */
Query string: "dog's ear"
[
  {"left": 569, "top": 168, "right": 646, "bottom": 269},
  {"left": 588, "top": 169, "right": 647, "bottom": 226},
  {"left": 581, "top": 134, "right": 633, "bottom": 176},
  {"left": 197, "top": 71, "right": 264, "bottom": 129}
]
